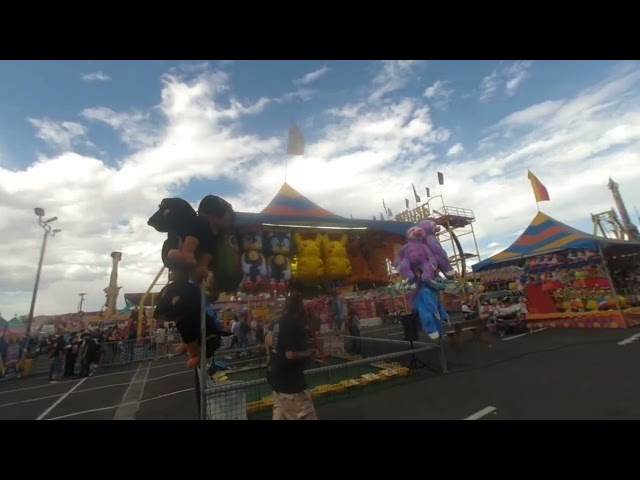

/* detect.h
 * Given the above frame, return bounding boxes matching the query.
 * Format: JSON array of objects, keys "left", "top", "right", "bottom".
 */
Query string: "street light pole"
[{"left": 25, "top": 208, "right": 62, "bottom": 339}]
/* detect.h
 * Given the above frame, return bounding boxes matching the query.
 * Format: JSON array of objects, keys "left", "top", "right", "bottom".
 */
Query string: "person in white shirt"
[
  {"left": 230, "top": 316, "right": 239, "bottom": 348},
  {"left": 155, "top": 324, "right": 167, "bottom": 358}
]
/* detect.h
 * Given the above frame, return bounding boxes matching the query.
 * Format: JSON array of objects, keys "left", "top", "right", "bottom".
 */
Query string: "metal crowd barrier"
[{"left": 97, "top": 335, "right": 184, "bottom": 367}]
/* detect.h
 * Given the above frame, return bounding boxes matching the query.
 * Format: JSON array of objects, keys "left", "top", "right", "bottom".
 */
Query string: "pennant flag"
[
  {"left": 388, "top": 207, "right": 393, "bottom": 217},
  {"left": 287, "top": 123, "right": 305, "bottom": 156},
  {"left": 527, "top": 170, "right": 550, "bottom": 203},
  {"left": 405, "top": 198, "right": 410, "bottom": 209},
  {"left": 437, "top": 171, "right": 445, "bottom": 186},
  {"left": 380, "top": 212, "right": 384, "bottom": 221},
  {"left": 425, "top": 187, "right": 431, "bottom": 198},
  {"left": 411, "top": 183, "right": 421, "bottom": 203}
]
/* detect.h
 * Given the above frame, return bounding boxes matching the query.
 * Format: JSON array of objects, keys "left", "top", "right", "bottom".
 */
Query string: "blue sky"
[{"left": 1, "top": 60, "right": 639, "bottom": 316}]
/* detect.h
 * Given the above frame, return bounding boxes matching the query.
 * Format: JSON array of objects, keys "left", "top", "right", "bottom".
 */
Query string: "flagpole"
[{"left": 284, "top": 154, "right": 289, "bottom": 183}]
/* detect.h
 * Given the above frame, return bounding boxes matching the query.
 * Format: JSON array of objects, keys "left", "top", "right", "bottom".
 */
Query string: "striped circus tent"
[
  {"left": 473, "top": 212, "right": 640, "bottom": 272},
  {"left": 260, "top": 182, "right": 343, "bottom": 219}
]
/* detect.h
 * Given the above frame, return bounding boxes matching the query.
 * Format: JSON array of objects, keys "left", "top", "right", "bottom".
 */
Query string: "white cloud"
[
  {"left": 370, "top": 60, "right": 424, "bottom": 101},
  {"left": 3, "top": 62, "right": 640, "bottom": 316},
  {"left": 28, "top": 118, "right": 90, "bottom": 150},
  {"left": 446, "top": 143, "right": 464, "bottom": 156},
  {"left": 480, "top": 61, "right": 532, "bottom": 102},
  {"left": 81, "top": 71, "right": 111, "bottom": 82},
  {"left": 424, "top": 80, "right": 454, "bottom": 110},
  {"left": 294, "top": 66, "right": 330, "bottom": 86}
]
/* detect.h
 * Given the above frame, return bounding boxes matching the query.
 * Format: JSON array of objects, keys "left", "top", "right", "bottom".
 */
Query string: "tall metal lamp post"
[{"left": 25, "top": 208, "right": 62, "bottom": 339}]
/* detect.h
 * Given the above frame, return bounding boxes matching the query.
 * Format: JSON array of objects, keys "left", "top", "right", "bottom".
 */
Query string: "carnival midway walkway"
[{"left": 1, "top": 326, "right": 640, "bottom": 420}]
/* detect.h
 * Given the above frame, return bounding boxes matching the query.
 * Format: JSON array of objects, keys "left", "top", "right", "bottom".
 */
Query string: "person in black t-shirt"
[{"left": 266, "top": 292, "right": 318, "bottom": 420}]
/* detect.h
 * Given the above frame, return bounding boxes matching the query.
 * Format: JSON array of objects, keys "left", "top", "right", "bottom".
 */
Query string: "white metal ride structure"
[
  {"left": 592, "top": 178, "right": 640, "bottom": 241},
  {"left": 395, "top": 203, "right": 481, "bottom": 300}
]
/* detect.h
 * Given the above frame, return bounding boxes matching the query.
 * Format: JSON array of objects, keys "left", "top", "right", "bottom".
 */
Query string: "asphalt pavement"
[{"left": 1, "top": 325, "right": 639, "bottom": 420}]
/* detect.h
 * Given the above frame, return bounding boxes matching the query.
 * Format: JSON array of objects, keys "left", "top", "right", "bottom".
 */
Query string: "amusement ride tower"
[
  {"left": 104, "top": 251, "right": 123, "bottom": 317},
  {"left": 593, "top": 178, "right": 639, "bottom": 241}
]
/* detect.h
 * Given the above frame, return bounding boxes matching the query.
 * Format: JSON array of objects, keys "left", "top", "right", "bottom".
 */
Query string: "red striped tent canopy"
[
  {"left": 473, "top": 211, "right": 640, "bottom": 272},
  {"left": 260, "top": 182, "right": 343, "bottom": 219}
]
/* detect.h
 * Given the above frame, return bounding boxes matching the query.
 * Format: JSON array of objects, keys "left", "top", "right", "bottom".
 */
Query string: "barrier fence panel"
[
  {"left": 203, "top": 334, "right": 446, "bottom": 420},
  {"left": 98, "top": 335, "right": 184, "bottom": 367}
]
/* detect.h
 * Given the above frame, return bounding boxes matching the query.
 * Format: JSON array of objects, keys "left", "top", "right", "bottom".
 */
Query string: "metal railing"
[{"left": 202, "top": 333, "right": 447, "bottom": 420}]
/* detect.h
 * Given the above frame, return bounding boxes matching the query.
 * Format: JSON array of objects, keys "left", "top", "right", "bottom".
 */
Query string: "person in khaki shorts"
[{"left": 265, "top": 291, "right": 318, "bottom": 420}]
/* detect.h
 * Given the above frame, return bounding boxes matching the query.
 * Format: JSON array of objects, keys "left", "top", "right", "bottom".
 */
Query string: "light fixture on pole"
[
  {"left": 78, "top": 293, "right": 87, "bottom": 312},
  {"left": 25, "top": 208, "right": 62, "bottom": 340}
]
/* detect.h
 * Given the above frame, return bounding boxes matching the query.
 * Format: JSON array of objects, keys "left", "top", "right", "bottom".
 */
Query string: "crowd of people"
[{"left": 36, "top": 310, "right": 180, "bottom": 383}]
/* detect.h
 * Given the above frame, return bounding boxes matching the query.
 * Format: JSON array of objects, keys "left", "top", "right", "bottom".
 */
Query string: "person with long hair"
[{"left": 266, "top": 288, "right": 318, "bottom": 420}]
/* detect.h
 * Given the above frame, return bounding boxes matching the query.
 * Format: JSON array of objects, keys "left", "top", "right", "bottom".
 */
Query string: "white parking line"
[
  {"left": 36, "top": 377, "right": 87, "bottom": 421},
  {"left": 503, "top": 327, "right": 547, "bottom": 341},
  {"left": 464, "top": 406, "right": 496, "bottom": 420},
  {"left": 618, "top": 333, "right": 640, "bottom": 346},
  {"left": 113, "top": 363, "right": 147, "bottom": 420}
]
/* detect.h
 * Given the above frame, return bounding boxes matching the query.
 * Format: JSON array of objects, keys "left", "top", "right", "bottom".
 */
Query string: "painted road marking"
[
  {"left": 464, "top": 406, "right": 497, "bottom": 420},
  {"left": 113, "top": 361, "right": 152, "bottom": 420},
  {"left": 503, "top": 327, "right": 547, "bottom": 341},
  {"left": 47, "top": 387, "right": 195, "bottom": 421},
  {"left": 36, "top": 377, "right": 87, "bottom": 420},
  {"left": 618, "top": 333, "right": 640, "bottom": 346}
]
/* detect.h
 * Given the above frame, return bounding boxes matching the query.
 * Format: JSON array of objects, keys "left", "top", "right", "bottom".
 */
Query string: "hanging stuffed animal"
[
  {"left": 322, "top": 233, "right": 352, "bottom": 280},
  {"left": 417, "top": 220, "right": 456, "bottom": 278},
  {"left": 266, "top": 231, "right": 293, "bottom": 293},
  {"left": 394, "top": 226, "right": 438, "bottom": 284},
  {"left": 293, "top": 233, "right": 324, "bottom": 285},
  {"left": 240, "top": 231, "right": 268, "bottom": 292},
  {"left": 410, "top": 279, "right": 449, "bottom": 340},
  {"left": 153, "top": 278, "right": 226, "bottom": 369},
  {"left": 207, "top": 233, "right": 243, "bottom": 295},
  {"left": 147, "top": 197, "right": 214, "bottom": 283},
  {"left": 347, "top": 236, "right": 373, "bottom": 284}
]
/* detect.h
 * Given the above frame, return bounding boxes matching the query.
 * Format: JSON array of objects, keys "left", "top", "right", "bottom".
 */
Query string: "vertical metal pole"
[
  {"left": 599, "top": 245, "right": 622, "bottom": 312},
  {"left": 199, "top": 282, "right": 208, "bottom": 420},
  {"left": 25, "top": 229, "right": 48, "bottom": 338},
  {"left": 438, "top": 341, "right": 448, "bottom": 374}
]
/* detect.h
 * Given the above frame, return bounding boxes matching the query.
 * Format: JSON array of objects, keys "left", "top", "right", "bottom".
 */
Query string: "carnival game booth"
[
  {"left": 472, "top": 212, "right": 640, "bottom": 329},
  {"left": 210, "top": 183, "right": 412, "bottom": 328}
]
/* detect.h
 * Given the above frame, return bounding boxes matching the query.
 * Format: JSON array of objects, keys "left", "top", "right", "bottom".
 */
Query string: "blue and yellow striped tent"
[{"left": 473, "top": 212, "right": 639, "bottom": 272}]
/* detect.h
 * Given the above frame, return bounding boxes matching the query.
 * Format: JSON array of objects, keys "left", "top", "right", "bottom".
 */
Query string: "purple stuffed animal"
[
  {"left": 394, "top": 226, "right": 437, "bottom": 283},
  {"left": 418, "top": 220, "right": 456, "bottom": 278}
]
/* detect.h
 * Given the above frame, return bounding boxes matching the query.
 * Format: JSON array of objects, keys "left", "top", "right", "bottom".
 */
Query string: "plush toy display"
[
  {"left": 363, "top": 234, "right": 391, "bottom": 285},
  {"left": 417, "top": 220, "right": 456, "bottom": 278},
  {"left": 148, "top": 197, "right": 215, "bottom": 282},
  {"left": 240, "top": 231, "right": 268, "bottom": 292},
  {"left": 322, "top": 233, "right": 352, "bottom": 280},
  {"left": 394, "top": 226, "right": 437, "bottom": 284},
  {"left": 266, "top": 231, "right": 293, "bottom": 293},
  {"left": 293, "top": 233, "right": 324, "bottom": 285},
  {"left": 346, "top": 236, "right": 374, "bottom": 284},
  {"left": 206, "top": 233, "right": 243, "bottom": 294}
]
